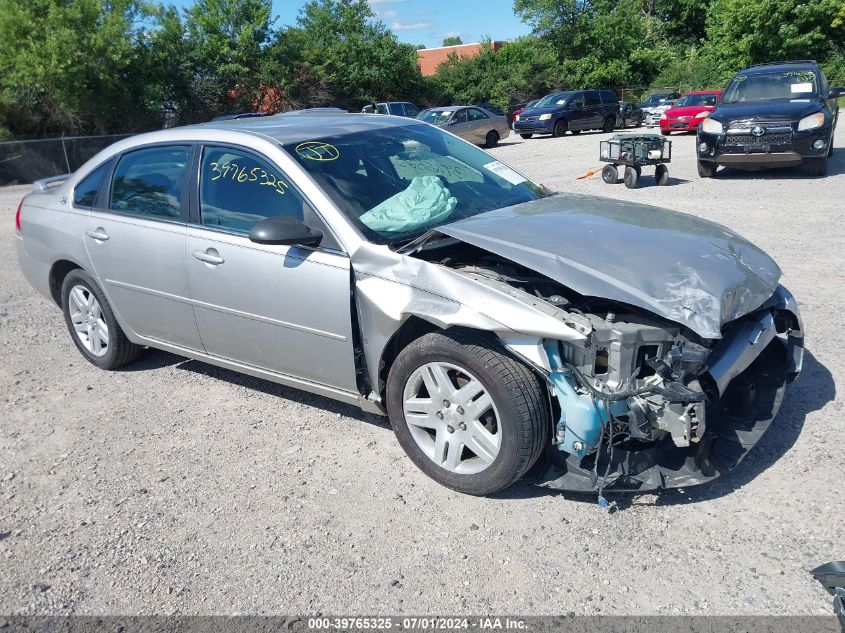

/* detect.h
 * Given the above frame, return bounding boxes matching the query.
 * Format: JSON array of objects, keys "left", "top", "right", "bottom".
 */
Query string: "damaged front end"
[
  {"left": 404, "top": 232, "right": 803, "bottom": 493},
  {"left": 534, "top": 285, "right": 803, "bottom": 492}
]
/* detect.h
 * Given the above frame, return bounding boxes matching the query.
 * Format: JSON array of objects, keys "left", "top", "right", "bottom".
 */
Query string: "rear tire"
[
  {"left": 553, "top": 120, "right": 567, "bottom": 137},
  {"left": 661, "top": 129, "right": 670, "bottom": 136},
  {"left": 624, "top": 166, "right": 639, "bottom": 189},
  {"left": 601, "top": 164, "right": 618, "bottom": 184},
  {"left": 805, "top": 156, "right": 828, "bottom": 177},
  {"left": 655, "top": 164, "right": 670, "bottom": 186},
  {"left": 697, "top": 160, "right": 717, "bottom": 178},
  {"left": 386, "top": 330, "right": 549, "bottom": 496},
  {"left": 603, "top": 117, "right": 615, "bottom": 133},
  {"left": 484, "top": 130, "right": 499, "bottom": 148},
  {"left": 519, "top": 133, "right": 533, "bottom": 139},
  {"left": 61, "top": 269, "right": 143, "bottom": 370}
]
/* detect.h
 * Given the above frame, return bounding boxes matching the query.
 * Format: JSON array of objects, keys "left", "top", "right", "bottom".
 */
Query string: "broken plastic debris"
[{"left": 359, "top": 175, "right": 457, "bottom": 233}]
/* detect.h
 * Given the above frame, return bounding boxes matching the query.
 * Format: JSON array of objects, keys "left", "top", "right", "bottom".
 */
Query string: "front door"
[
  {"left": 82, "top": 144, "right": 204, "bottom": 351},
  {"left": 185, "top": 144, "right": 357, "bottom": 392},
  {"left": 465, "top": 107, "right": 491, "bottom": 144}
]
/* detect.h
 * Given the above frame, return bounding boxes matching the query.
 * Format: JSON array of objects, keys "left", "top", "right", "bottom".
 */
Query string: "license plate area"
[{"left": 743, "top": 142, "right": 770, "bottom": 153}]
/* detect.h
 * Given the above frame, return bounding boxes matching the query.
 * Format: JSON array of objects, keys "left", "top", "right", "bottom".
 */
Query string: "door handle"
[
  {"left": 192, "top": 249, "right": 225, "bottom": 265},
  {"left": 85, "top": 228, "right": 109, "bottom": 241}
]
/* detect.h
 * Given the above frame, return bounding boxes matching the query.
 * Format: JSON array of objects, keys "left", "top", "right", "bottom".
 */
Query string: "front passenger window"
[
  {"left": 199, "top": 146, "right": 305, "bottom": 233},
  {"left": 110, "top": 146, "right": 189, "bottom": 220}
]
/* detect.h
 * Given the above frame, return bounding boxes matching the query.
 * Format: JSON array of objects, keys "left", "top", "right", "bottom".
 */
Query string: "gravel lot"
[{"left": 1, "top": 129, "right": 842, "bottom": 616}]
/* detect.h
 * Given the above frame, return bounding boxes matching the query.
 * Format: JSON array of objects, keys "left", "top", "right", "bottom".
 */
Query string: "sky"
[{"left": 171, "top": 0, "right": 532, "bottom": 49}]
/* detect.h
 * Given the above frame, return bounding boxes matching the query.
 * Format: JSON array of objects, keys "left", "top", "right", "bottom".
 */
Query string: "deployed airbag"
[{"left": 359, "top": 176, "right": 457, "bottom": 233}]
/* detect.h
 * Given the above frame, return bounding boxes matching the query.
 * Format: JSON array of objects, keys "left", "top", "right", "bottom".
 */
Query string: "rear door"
[
  {"left": 447, "top": 108, "right": 471, "bottom": 139},
  {"left": 185, "top": 144, "right": 357, "bottom": 391},
  {"left": 465, "top": 107, "right": 491, "bottom": 143},
  {"left": 566, "top": 93, "right": 590, "bottom": 130},
  {"left": 82, "top": 144, "right": 204, "bottom": 351}
]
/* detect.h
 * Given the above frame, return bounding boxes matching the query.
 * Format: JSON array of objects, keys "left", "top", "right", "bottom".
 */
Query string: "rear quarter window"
[{"left": 73, "top": 161, "right": 110, "bottom": 208}]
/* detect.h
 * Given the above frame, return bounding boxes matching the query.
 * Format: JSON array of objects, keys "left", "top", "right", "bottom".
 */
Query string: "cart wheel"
[
  {"left": 655, "top": 164, "right": 669, "bottom": 186},
  {"left": 624, "top": 166, "right": 639, "bottom": 189},
  {"left": 601, "top": 164, "right": 618, "bottom": 184}
]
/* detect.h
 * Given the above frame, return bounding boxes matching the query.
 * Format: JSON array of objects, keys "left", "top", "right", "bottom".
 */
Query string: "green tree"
[
  {"left": 704, "top": 0, "right": 845, "bottom": 70},
  {"left": 442, "top": 36, "right": 463, "bottom": 46},
  {"left": 0, "top": 0, "right": 151, "bottom": 135}
]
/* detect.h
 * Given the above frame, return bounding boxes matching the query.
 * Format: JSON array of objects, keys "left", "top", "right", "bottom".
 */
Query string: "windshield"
[
  {"left": 674, "top": 93, "right": 718, "bottom": 107},
  {"left": 418, "top": 110, "right": 453, "bottom": 125},
  {"left": 533, "top": 92, "right": 571, "bottom": 108},
  {"left": 641, "top": 95, "right": 669, "bottom": 106},
  {"left": 284, "top": 123, "right": 549, "bottom": 246},
  {"left": 722, "top": 69, "right": 819, "bottom": 103}
]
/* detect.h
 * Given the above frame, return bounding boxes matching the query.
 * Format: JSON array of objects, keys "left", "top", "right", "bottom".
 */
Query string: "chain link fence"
[{"left": 0, "top": 134, "right": 132, "bottom": 186}]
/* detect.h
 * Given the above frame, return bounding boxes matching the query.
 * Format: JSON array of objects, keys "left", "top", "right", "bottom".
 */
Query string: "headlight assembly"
[
  {"left": 538, "top": 113, "right": 552, "bottom": 121},
  {"left": 701, "top": 117, "right": 723, "bottom": 134},
  {"left": 695, "top": 111, "right": 710, "bottom": 119},
  {"left": 798, "top": 112, "right": 825, "bottom": 131}
]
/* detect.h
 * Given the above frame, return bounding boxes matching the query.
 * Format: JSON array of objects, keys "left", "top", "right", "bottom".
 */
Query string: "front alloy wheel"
[
  {"left": 386, "top": 330, "right": 548, "bottom": 495},
  {"left": 402, "top": 362, "right": 500, "bottom": 474}
]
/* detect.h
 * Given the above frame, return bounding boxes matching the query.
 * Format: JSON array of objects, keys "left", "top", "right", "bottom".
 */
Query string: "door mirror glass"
[
  {"left": 829, "top": 87, "right": 845, "bottom": 99},
  {"left": 249, "top": 216, "right": 323, "bottom": 246}
]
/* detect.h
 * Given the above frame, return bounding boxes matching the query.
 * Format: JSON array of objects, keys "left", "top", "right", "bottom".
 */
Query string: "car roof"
[
  {"left": 188, "top": 112, "right": 421, "bottom": 144},
  {"left": 741, "top": 62, "right": 818, "bottom": 75},
  {"left": 426, "top": 106, "right": 476, "bottom": 111},
  {"left": 681, "top": 90, "right": 721, "bottom": 95}
]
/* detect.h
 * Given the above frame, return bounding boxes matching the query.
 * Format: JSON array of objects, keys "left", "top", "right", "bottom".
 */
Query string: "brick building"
[{"left": 416, "top": 42, "right": 505, "bottom": 77}]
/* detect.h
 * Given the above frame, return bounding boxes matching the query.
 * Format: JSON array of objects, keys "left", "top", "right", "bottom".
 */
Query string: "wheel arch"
[{"left": 49, "top": 259, "right": 85, "bottom": 306}]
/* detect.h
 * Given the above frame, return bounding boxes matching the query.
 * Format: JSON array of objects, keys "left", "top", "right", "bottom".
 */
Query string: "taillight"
[{"left": 15, "top": 199, "right": 23, "bottom": 232}]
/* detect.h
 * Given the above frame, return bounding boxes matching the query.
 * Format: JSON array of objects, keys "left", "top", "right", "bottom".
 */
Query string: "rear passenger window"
[
  {"left": 73, "top": 162, "right": 110, "bottom": 208},
  {"left": 467, "top": 108, "right": 488, "bottom": 121},
  {"left": 109, "top": 146, "right": 189, "bottom": 220},
  {"left": 585, "top": 92, "right": 601, "bottom": 106},
  {"left": 199, "top": 146, "right": 305, "bottom": 233}
]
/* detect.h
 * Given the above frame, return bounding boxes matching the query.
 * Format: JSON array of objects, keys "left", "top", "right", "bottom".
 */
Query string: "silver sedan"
[
  {"left": 417, "top": 106, "right": 510, "bottom": 148},
  {"left": 15, "top": 112, "right": 803, "bottom": 496}
]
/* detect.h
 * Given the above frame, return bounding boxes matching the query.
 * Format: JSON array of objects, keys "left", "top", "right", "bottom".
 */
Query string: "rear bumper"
[
  {"left": 532, "top": 289, "right": 803, "bottom": 492},
  {"left": 697, "top": 126, "right": 832, "bottom": 167},
  {"left": 16, "top": 235, "right": 53, "bottom": 303}
]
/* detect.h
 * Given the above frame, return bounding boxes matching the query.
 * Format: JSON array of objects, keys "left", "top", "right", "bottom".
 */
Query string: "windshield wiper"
[{"left": 394, "top": 230, "right": 455, "bottom": 254}]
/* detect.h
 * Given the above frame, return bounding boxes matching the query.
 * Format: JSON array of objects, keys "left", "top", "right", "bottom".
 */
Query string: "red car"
[{"left": 660, "top": 91, "right": 721, "bottom": 135}]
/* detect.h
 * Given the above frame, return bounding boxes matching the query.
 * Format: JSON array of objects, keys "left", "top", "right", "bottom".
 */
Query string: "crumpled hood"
[{"left": 436, "top": 194, "right": 781, "bottom": 339}]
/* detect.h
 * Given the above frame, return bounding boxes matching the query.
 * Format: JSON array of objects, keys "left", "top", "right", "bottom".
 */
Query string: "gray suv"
[{"left": 513, "top": 89, "right": 619, "bottom": 138}]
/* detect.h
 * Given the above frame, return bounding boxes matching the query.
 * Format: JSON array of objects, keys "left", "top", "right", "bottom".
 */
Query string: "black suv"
[
  {"left": 697, "top": 60, "right": 844, "bottom": 177},
  {"left": 513, "top": 89, "right": 619, "bottom": 138}
]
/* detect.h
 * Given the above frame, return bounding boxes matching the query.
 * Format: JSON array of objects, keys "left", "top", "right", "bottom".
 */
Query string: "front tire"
[
  {"left": 603, "top": 116, "right": 615, "bottom": 133},
  {"left": 624, "top": 165, "right": 639, "bottom": 189},
  {"left": 61, "top": 269, "right": 143, "bottom": 370},
  {"left": 697, "top": 160, "right": 717, "bottom": 178},
  {"left": 805, "top": 156, "right": 828, "bottom": 177},
  {"left": 519, "top": 133, "right": 533, "bottom": 139},
  {"left": 386, "top": 330, "right": 549, "bottom": 496},
  {"left": 655, "top": 164, "right": 670, "bottom": 186},
  {"left": 553, "top": 120, "right": 567, "bottom": 137},
  {"left": 601, "top": 164, "right": 618, "bottom": 184}
]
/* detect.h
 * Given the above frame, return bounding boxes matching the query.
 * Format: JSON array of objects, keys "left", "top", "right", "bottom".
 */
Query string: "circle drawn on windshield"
[{"left": 295, "top": 141, "right": 340, "bottom": 161}]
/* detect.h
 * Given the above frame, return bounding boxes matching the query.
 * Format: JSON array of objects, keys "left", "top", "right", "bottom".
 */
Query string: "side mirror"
[
  {"left": 829, "top": 87, "right": 845, "bottom": 99},
  {"left": 249, "top": 216, "right": 323, "bottom": 247}
]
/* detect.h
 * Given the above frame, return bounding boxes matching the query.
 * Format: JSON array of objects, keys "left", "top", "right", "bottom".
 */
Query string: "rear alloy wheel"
[
  {"left": 485, "top": 130, "right": 500, "bottom": 148},
  {"left": 61, "top": 269, "right": 143, "bottom": 370},
  {"left": 655, "top": 164, "right": 670, "bottom": 186},
  {"left": 601, "top": 164, "right": 618, "bottom": 184},
  {"left": 603, "top": 116, "right": 615, "bottom": 133},
  {"left": 624, "top": 165, "right": 639, "bottom": 189},
  {"left": 553, "top": 120, "right": 567, "bottom": 137},
  {"left": 519, "top": 133, "right": 533, "bottom": 139},
  {"left": 805, "top": 156, "right": 828, "bottom": 177},
  {"left": 697, "top": 160, "right": 717, "bottom": 178},
  {"left": 386, "top": 330, "right": 548, "bottom": 496}
]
